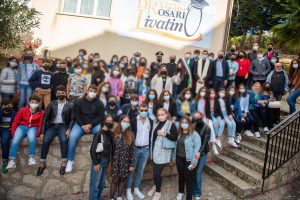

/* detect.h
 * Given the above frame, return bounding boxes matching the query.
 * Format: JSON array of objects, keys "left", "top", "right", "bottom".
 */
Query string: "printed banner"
[{"left": 116, "top": 0, "right": 221, "bottom": 48}]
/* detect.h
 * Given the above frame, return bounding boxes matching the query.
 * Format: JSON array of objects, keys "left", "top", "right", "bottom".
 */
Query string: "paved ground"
[{"left": 47, "top": 173, "right": 300, "bottom": 200}]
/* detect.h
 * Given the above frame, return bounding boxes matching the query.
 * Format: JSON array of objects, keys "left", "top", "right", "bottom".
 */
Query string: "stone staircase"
[{"left": 204, "top": 114, "right": 291, "bottom": 198}]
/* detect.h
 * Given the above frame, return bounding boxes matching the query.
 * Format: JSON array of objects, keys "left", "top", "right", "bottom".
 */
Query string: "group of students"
[{"left": 0, "top": 44, "right": 299, "bottom": 200}]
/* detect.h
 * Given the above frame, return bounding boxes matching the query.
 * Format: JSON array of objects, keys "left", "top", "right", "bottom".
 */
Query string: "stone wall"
[{"left": 0, "top": 135, "right": 177, "bottom": 200}]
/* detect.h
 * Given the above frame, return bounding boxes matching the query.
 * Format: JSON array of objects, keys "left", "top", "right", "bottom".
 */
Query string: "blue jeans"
[
  {"left": 18, "top": 84, "right": 33, "bottom": 109},
  {"left": 127, "top": 147, "right": 149, "bottom": 189},
  {"left": 67, "top": 123, "right": 100, "bottom": 161},
  {"left": 89, "top": 159, "right": 109, "bottom": 200},
  {"left": 0, "top": 128, "right": 11, "bottom": 161},
  {"left": 9, "top": 125, "right": 38, "bottom": 159},
  {"left": 211, "top": 114, "right": 225, "bottom": 137},
  {"left": 223, "top": 113, "right": 236, "bottom": 138},
  {"left": 194, "top": 154, "right": 208, "bottom": 197},
  {"left": 287, "top": 89, "right": 300, "bottom": 114}
]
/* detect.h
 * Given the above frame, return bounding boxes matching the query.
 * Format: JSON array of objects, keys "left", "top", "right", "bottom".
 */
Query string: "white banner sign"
[{"left": 116, "top": 0, "right": 221, "bottom": 48}]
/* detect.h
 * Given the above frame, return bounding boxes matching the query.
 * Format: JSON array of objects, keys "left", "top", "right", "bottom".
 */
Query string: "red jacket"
[
  {"left": 236, "top": 58, "right": 251, "bottom": 77},
  {"left": 11, "top": 107, "right": 44, "bottom": 137}
]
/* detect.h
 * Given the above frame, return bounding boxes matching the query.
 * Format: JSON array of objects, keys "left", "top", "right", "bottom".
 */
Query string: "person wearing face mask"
[
  {"left": 98, "top": 82, "right": 112, "bottom": 107},
  {"left": 37, "top": 85, "right": 74, "bottom": 176},
  {"left": 121, "top": 94, "right": 140, "bottom": 121},
  {"left": 166, "top": 55, "right": 177, "bottom": 77},
  {"left": 122, "top": 70, "right": 138, "bottom": 105},
  {"left": 176, "top": 88, "right": 196, "bottom": 121},
  {"left": 175, "top": 117, "right": 201, "bottom": 200},
  {"left": 157, "top": 90, "right": 177, "bottom": 119},
  {"left": 66, "top": 64, "right": 88, "bottom": 101},
  {"left": 89, "top": 114, "right": 114, "bottom": 200},
  {"left": 148, "top": 108, "right": 177, "bottom": 200},
  {"left": 150, "top": 51, "right": 165, "bottom": 79},
  {"left": 51, "top": 61, "right": 69, "bottom": 100},
  {"left": 137, "top": 69, "right": 151, "bottom": 103},
  {"left": 225, "top": 44, "right": 238, "bottom": 60},
  {"left": 136, "top": 57, "right": 148, "bottom": 80},
  {"left": 226, "top": 53, "right": 239, "bottom": 87},
  {"left": 98, "top": 60, "right": 110, "bottom": 81},
  {"left": 126, "top": 104, "right": 154, "bottom": 200},
  {"left": 6, "top": 95, "right": 44, "bottom": 170},
  {"left": 249, "top": 50, "right": 271, "bottom": 86},
  {"left": 110, "top": 115, "right": 135, "bottom": 200},
  {"left": 218, "top": 88, "right": 238, "bottom": 147},
  {"left": 18, "top": 48, "right": 39, "bottom": 109},
  {"left": 151, "top": 66, "right": 173, "bottom": 97},
  {"left": 108, "top": 66, "right": 124, "bottom": 104},
  {"left": 266, "top": 62, "right": 289, "bottom": 124},
  {"left": 109, "top": 55, "right": 119, "bottom": 69},
  {"left": 78, "top": 49, "right": 87, "bottom": 58},
  {"left": 144, "top": 89, "right": 159, "bottom": 121},
  {"left": 209, "top": 50, "right": 229, "bottom": 90},
  {"left": 192, "top": 112, "right": 210, "bottom": 200},
  {"left": 28, "top": 59, "right": 53, "bottom": 109},
  {"left": 171, "top": 62, "right": 187, "bottom": 99},
  {"left": 178, "top": 50, "right": 193, "bottom": 88},
  {"left": 66, "top": 85, "right": 105, "bottom": 173},
  {"left": 248, "top": 42, "right": 259, "bottom": 62},
  {"left": 105, "top": 95, "right": 122, "bottom": 122},
  {"left": 236, "top": 51, "right": 251, "bottom": 86},
  {"left": 0, "top": 100, "right": 16, "bottom": 173},
  {"left": 263, "top": 43, "right": 279, "bottom": 62},
  {"left": 65, "top": 57, "right": 74, "bottom": 74},
  {"left": 193, "top": 50, "right": 213, "bottom": 94},
  {"left": 129, "top": 57, "right": 138, "bottom": 69},
  {"left": 0, "top": 56, "right": 18, "bottom": 102},
  {"left": 287, "top": 59, "right": 300, "bottom": 114},
  {"left": 90, "top": 62, "right": 104, "bottom": 87}
]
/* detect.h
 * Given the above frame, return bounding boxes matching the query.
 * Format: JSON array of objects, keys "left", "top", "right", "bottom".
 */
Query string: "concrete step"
[
  {"left": 212, "top": 154, "right": 262, "bottom": 185},
  {"left": 225, "top": 148, "right": 264, "bottom": 173},
  {"left": 238, "top": 141, "right": 266, "bottom": 160},
  {"left": 205, "top": 162, "right": 260, "bottom": 198}
]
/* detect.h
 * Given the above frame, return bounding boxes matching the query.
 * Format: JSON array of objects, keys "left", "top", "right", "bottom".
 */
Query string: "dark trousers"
[
  {"left": 153, "top": 163, "right": 167, "bottom": 192},
  {"left": 235, "top": 76, "right": 247, "bottom": 87},
  {"left": 176, "top": 156, "right": 198, "bottom": 200},
  {"left": 0, "top": 128, "right": 10, "bottom": 161},
  {"left": 250, "top": 108, "right": 267, "bottom": 132},
  {"left": 40, "top": 124, "right": 67, "bottom": 161},
  {"left": 235, "top": 113, "right": 253, "bottom": 132},
  {"left": 213, "top": 77, "right": 224, "bottom": 90}
]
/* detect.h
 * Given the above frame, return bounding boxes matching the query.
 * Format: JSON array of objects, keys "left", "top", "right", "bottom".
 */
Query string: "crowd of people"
[{"left": 0, "top": 42, "right": 299, "bottom": 200}]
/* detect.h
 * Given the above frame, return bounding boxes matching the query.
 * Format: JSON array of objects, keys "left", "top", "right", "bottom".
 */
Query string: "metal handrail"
[{"left": 261, "top": 110, "right": 300, "bottom": 192}]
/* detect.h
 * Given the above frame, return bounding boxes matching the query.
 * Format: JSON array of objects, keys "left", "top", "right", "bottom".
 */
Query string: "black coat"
[
  {"left": 157, "top": 101, "right": 177, "bottom": 117},
  {"left": 195, "top": 122, "right": 210, "bottom": 156},
  {"left": 205, "top": 99, "right": 223, "bottom": 119},
  {"left": 90, "top": 130, "right": 113, "bottom": 165}
]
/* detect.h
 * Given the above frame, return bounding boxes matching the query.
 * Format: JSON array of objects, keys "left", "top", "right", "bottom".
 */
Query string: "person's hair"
[
  {"left": 178, "top": 88, "right": 192, "bottom": 102},
  {"left": 144, "top": 89, "right": 158, "bottom": 104},
  {"left": 139, "top": 103, "right": 148, "bottom": 109},
  {"left": 114, "top": 115, "right": 133, "bottom": 145},
  {"left": 130, "top": 94, "right": 139, "bottom": 101},
  {"left": 202, "top": 50, "right": 208, "bottom": 54},
  {"left": 55, "top": 85, "right": 66, "bottom": 93},
  {"left": 157, "top": 65, "right": 169, "bottom": 77},
  {"left": 88, "top": 84, "right": 98, "bottom": 91},
  {"left": 238, "top": 50, "right": 247, "bottom": 58},
  {"left": 218, "top": 88, "right": 227, "bottom": 99},
  {"left": 156, "top": 108, "right": 172, "bottom": 122},
  {"left": 110, "top": 54, "right": 118, "bottom": 64},
  {"left": 193, "top": 49, "right": 201, "bottom": 54},
  {"left": 7, "top": 56, "right": 18, "bottom": 67},
  {"left": 288, "top": 59, "right": 300, "bottom": 80},
  {"left": 102, "top": 114, "right": 113, "bottom": 128},
  {"left": 195, "top": 86, "right": 208, "bottom": 102},
  {"left": 129, "top": 57, "right": 137, "bottom": 65},
  {"left": 94, "top": 52, "right": 100, "bottom": 57},
  {"left": 79, "top": 49, "right": 87, "bottom": 55},
  {"left": 43, "top": 58, "right": 52, "bottom": 64},
  {"left": 206, "top": 88, "right": 216, "bottom": 101},
  {"left": 227, "top": 85, "right": 237, "bottom": 100},
  {"left": 99, "top": 60, "right": 109, "bottom": 73},
  {"left": 29, "top": 94, "right": 41, "bottom": 102},
  {"left": 60, "top": 60, "right": 66, "bottom": 65},
  {"left": 252, "top": 82, "right": 262, "bottom": 93},
  {"left": 97, "top": 81, "right": 111, "bottom": 97},
  {"left": 208, "top": 52, "right": 214, "bottom": 57},
  {"left": 158, "top": 90, "right": 174, "bottom": 104},
  {"left": 139, "top": 57, "right": 148, "bottom": 67},
  {"left": 267, "top": 43, "right": 273, "bottom": 47},
  {"left": 178, "top": 117, "right": 194, "bottom": 136},
  {"left": 110, "top": 65, "right": 122, "bottom": 78},
  {"left": 74, "top": 63, "right": 83, "bottom": 69},
  {"left": 2, "top": 99, "right": 13, "bottom": 106}
]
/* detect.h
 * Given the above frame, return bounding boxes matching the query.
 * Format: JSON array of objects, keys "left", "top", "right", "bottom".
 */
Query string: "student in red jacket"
[
  {"left": 6, "top": 94, "right": 44, "bottom": 169},
  {"left": 236, "top": 51, "right": 251, "bottom": 86}
]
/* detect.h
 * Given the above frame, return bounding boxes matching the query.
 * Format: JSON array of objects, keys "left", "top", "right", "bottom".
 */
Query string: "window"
[{"left": 62, "top": 0, "right": 112, "bottom": 18}]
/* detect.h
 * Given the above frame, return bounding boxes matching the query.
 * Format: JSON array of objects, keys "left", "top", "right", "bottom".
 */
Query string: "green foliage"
[{"left": 0, "top": 0, "right": 41, "bottom": 50}]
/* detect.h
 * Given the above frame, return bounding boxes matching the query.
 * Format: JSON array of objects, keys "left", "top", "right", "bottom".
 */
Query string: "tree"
[
  {"left": 271, "top": 0, "right": 300, "bottom": 53},
  {"left": 0, "top": 0, "right": 41, "bottom": 50}
]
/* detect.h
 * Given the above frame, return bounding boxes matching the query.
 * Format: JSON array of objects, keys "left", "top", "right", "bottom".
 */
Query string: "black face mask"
[
  {"left": 3, "top": 107, "right": 13, "bottom": 113},
  {"left": 231, "top": 49, "right": 236, "bottom": 52},
  {"left": 57, "top": 95, "right": 65, "bottom": 100},
  {"left": 89, "top": 59, "right": 94, "bottom": 63},
  {"left": 239, "top": 55, "right": 244, "bottom": 59},
  {"left": 170, "top": 59, "right": 176, "bottom": 63},
  {"left": 140, "top": 62, "right": 146, "bottom": 66},
  {"left": 157, "top": 58, "right": 162, "bottom": 62},
  {"left": 193, "top": 118, "right": 204, "bottom": 126},
  {"left": 60, "top": 68, "right": 66, "bottom": 73},
  {"left": 105, "top": 122, "right": 113, "bottom": 129},
  {"left": 108, "top": 101, "right": 116, "bottom": 106},
  {"left": 44, "top": 66, "right": 51, "bottom": 71},
  {"left": 24, "top": 55, "right": 33, "bottom": 62},
  {"left": 218, "top": 55, "right": 224, "bottom": 59},
  {"left": 267, "top": 48, "right": 273, "bottom": 51},
  {"left": 161, "top": 71, "right": 167, "bottom": 76},
  {"left": 230, "top": 58, "right": 235, "bottom": 61},
  {"left": 67, "top": 62, "right": 72, "bottom": 67}
]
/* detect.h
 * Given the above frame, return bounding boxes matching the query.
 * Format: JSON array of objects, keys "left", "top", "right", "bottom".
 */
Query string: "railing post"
[{"left": 261, "top": 133, "right": 271, "bottom": 193}]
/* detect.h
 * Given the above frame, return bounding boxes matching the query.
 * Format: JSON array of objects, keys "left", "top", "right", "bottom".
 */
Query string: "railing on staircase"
[{"left": 262, "top": 109, "right": 300, "bottom": 192}]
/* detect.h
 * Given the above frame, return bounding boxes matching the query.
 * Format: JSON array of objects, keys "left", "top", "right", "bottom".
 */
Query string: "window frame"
[{"left": 59, "top": 0, "right": 112, "bottom": 20}]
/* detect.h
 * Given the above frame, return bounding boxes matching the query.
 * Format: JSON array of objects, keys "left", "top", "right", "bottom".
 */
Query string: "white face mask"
[
  {"left": 29, "top": 103, "right": 39, "bottom": 110},
  {"left": 292, "top": 64, "right": 298, "bottom": 69},
  {"left": 88, "top": 92, "right": 97, "bottom": 99},
  {"left": 185, "top": 94, "right": 191, "bottom": 99},
  {"left": 113, "top": 71, "right": 120, "bottom": 76},
  {"left": 257, "top": 54, "right": 263, "bottom": 60},
  {"left": 143, "top": 73, "right": 149, "bottom": 79},
  {"left": 200, "top": 92, "right": 206, "bottom": 97},
  {"left": 219, "top": 92, "right": 225, "bottom": 98},
  {"left": 239, "top": 89, "right": 246, "bottom": 94},
  {"left": 229, "top": 90, "right": 235, "bottom": 96},
  {"left": 158, "top": 115, "right": 167, "bottom": 122},
  {"left": 75, "top": 69, "right": 82, "bottom": 74}
]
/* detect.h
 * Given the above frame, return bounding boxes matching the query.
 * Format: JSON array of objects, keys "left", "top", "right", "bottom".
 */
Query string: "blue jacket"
[
  {"left": 176, "top": 99, "right": 196, "bottom": 118},
  {"left": 0, "top": 108, "right": 16, "bottom": 129},
  {"left": 137, "top": 78, "right": 151, "bottom": 96},
  {"left": 234, "top": 96, "right": 250, "bottom": 120},
  {"left": 17, "top": 61, "right": 39, "bottom": 87},
  {"left": 249, "top": 91, "right": 267, "bottom": 110}
]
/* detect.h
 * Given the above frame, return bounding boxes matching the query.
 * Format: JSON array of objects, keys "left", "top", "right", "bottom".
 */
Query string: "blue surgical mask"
[
  {"left": 149, "top": 94, "right": 156, "bottom": 100},
  {"left": 127, "top": 76, "right": 135, "bottom": 81},
  {"left": 83, "top": 64, "right": 88, "bottom": 68},
  {"left": 79, "top": 51, "right": 85, "bottom": 57},
  {"left": 131, "top": 60, "right": 136, "bottom": 65},
  {"left": 120, "top": 63, "right": 125, "bottom": 68},
  {"left": 56, "top": 64, "right": 60, "bottom": 68},
  {"left": 9, "top": 61, "right": 18, "bottom": 67},
  {"left": 163, "top": 95, "right": 170, "bottom": 101},
  {"left": 140, "top": 111, "right": 148, "bottom": 118},
  {"left": 113, "top": 58, "right": 118, "bottom": 63},
  {"left": 121, "top": 122, "right": 130, "bottom": 130},
  {"left": 94, "top": 58, "right": 101, "bottom": 62},
  {"left": 181, "top": 123, "right": 189, "bottom": 130},
  {"left": 131, "top": 101, "right": 138, "bottom": 107},
  {"left": 101, "top": 87, "right": 109, "bottom": 93}
]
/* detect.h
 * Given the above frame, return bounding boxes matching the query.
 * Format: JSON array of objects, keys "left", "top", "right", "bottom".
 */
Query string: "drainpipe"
[{"left": 223, "top": 0, "right": 235, "bottom": 51}]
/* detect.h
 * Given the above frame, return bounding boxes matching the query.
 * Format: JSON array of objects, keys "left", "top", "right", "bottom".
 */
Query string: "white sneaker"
[
  {"left": 152, "top": 192, "right": 161, "bottom": 200},
  {"left": 176, "top": 193, "right": 183, "bottom": 200},
  {"left": 228, "top": 137, "right": 238, "bottom": 148},
  {"left": 65, "top": 161, "right": 74, "bottom": 173},
  {"left": 28, "top": 157, "right": 36, "bottom": 165},
  {"left": 235, "top": 134, "right": 241, "bottom": 144},
  {"left": 244, "top": 130, "right": 254, "bottom": 137},
  {"left": 127, "top": 188, "right": 134, "bottom": 200},
  {"left": 117, "top": 197, "right": 123, "bottom": 200},
  {"left": 264, "top": 127, "right": 269, "bottom": 132},
  {"left": 254, "top": 132, "right": 261, "bottom": 138},
  {"left": 215, "top": 139, "right": 222, "bottom": 149},
  {"left": 6, "top": 160, "right": 16, "bottom": 169},
  {"left": 134, "top": 188, "right": 145, "bottom": 199},
  {"left": 148, "top": 185, "right": 156, "bottom": 196},
  {"left": 195, "top": 197, "right": 201, "bottom": 200},
  {"left": 211, "top": 144, "right": 219, "bottom": 155}
]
